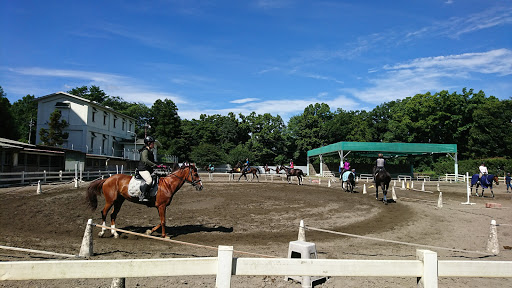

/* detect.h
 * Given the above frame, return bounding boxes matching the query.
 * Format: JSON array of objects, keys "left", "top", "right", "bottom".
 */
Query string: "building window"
[
  {"left": 92, "top": 107, "right": 98, "bottom": 122},
  {"left": 113, "top": 118, "right": 117, "bottom": 128},
  {"left": 103, "top": 113, "right": 108, "bottom": 125},
  {"left": 122, "top": 120, "right": 125, "bottom": 131}
]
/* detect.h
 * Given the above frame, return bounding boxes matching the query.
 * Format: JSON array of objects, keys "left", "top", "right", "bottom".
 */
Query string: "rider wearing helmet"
[
  {"left": 373, "top": 153, "right": 385, "bottom": 181},
  {"left": 478, "top": 162, "right": 488, "bottom": 184},
  {"left": 138, "top": 136, "right": 157, "bottom": 201}
]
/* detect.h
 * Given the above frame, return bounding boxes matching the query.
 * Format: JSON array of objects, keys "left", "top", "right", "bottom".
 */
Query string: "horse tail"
[{"left": 86, "top": 178, "right": 107, "bottom": 211}]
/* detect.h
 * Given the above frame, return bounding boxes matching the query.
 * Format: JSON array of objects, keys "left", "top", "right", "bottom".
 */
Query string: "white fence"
[
  {"left": 0, "top": 169, "right": 133, "bottom": 187},
  {"left": 1, "top": 247, "right": 511, "bottom": 287}
]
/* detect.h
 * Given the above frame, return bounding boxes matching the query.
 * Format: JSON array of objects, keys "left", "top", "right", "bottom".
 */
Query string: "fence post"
[
  {"left": 43, "top": 170, "right": 47, "bottom": 183},
  {"left": 59, "top": 170, "right": 63, "bottom": 181},
  {"left": 416, "top": 249, "right": 438, "bottom": 288},
  {"left": 216, "top": 245, "right": 233, "bottom": 288},
  {"left": 21, "top": 171, "right": 25, "bottom": 184}
]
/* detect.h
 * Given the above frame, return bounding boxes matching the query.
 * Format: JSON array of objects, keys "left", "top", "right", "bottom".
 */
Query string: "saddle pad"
[
  {"left": 342, "top": 171, "right": 353, "bottom": 182},
  {"left": 127, "top": 177, "right": 158, "bottom": 198}
]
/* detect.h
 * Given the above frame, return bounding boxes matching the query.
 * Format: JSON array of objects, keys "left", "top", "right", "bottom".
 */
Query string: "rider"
[
  {"left": 138, "top": 136, "right": 158, "bottom": 201},
  {"left": 342, "top": 160, "right": 350, "bottom": 174},
  {"left": 243, "top": 158, "right": 250, "bottom": 172},
  {"left": 290, "top": 159, "right": 294, "bottom": 169},
  {"left": 478, "top": 162, "right": 488, "bottom": 183},
  {"left": 506, "top": 172, "right": 511, "bottom": 193},
  {"left": 373, "top": 153, "right": 385, "bottom": 181},
  {"left": 208, "top": 163, "right": 214, "bottom": 172}
]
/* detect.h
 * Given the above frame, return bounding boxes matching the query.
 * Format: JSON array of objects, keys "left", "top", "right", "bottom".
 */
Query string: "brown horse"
[
  {"left": 86, "top": 165, "right": 203, "bottom": 238},
  {"left": 280, "top": 165, "right": 304, "bottom": 185},
  {"left": 234, "top": 162, "right": 260, "bottom": 181}
]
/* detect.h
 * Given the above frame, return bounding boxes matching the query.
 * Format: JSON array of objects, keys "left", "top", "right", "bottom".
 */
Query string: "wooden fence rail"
[{"left": 1, "top": 247, "right": 511, "bottom": 288}]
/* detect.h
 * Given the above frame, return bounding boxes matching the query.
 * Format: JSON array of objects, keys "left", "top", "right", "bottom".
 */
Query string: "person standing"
[
  {"left": 138, "top": 136, "right": 157, "bottom": 201},
  {"left": 506, "top": 172, "right": 511, "bottom": 193}
]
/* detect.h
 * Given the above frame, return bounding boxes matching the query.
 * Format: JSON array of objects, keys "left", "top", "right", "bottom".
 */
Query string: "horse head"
[
  {"left": 492, "top": 174, "right": 499, "bottom": 185},
  {"left": 178, "top": 165, "right": 203, "bottom": 190}
]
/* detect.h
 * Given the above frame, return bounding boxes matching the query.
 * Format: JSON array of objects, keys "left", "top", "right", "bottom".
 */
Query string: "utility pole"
[
  {"left": 144, "top": 122, "right": 151, "bottom": 138},
  {"left": 28, "top": 118, "right": 34, "bottom": 144}
]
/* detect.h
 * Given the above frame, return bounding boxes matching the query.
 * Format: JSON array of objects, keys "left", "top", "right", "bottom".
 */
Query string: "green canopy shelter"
[{"left": 307, "top": 141, "right": 457, "bottom": 176}]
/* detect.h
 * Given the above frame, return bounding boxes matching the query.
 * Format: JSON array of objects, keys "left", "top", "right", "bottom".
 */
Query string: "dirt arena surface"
[{"left": 1, "top": 173, "right": 511, "bottom": 287}]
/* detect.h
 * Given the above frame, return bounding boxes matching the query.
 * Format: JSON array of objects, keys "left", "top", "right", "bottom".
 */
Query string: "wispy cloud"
[
  {"left": 406, "top": 5, "right": 512, "bottom": 39},
  {"left": 230, "top": 98, "right": 260, "bottom": 104},
  {"left": 349, "top": 49, "right": 512, "bottom": 103},
  {"left": 7, "top": 67, "right": 187, "bottom": 104}
]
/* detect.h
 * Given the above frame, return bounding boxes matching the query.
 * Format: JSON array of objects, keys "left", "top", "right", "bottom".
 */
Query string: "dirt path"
[{"left": 1, "top": 175, "right": 511, "bottom": 287}]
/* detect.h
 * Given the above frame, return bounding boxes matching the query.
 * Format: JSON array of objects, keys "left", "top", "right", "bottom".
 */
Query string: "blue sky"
[{"left": 1, "top": 0, "right": 511, "bottom": 122}]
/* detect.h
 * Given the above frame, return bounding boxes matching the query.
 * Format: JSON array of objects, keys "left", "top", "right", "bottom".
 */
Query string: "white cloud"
[
  {"left": 8, "top": 67, "right": 187, "bottom": 104},
  {"left": 230, "top": 98, "right": 260, "bottom": 104},
  {"left": 349, "top": 49, "right": 512, "bottom": 104}
]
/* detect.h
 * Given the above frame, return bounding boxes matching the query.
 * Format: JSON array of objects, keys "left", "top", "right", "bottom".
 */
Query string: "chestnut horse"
[{"left": 86, "top": 165, "right": 203, "bottom": 238}]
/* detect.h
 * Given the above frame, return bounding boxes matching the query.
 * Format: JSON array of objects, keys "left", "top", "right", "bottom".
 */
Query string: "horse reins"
[{"left": 166, "top": 166, "right": 202, "bottom": 187}]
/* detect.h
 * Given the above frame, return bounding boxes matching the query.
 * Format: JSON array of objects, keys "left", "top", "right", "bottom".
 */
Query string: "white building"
[{"left": 35, "top": 92, "right": 144, "bottom": 160}]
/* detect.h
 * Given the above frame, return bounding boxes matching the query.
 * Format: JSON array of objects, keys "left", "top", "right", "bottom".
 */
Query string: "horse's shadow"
[{"left": 121, "top": 224, "right": 234, "bottom": 238}]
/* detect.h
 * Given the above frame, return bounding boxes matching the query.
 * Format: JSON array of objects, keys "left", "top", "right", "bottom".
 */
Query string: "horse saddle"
[{"left": 128, "top": 170, "right": 159, "bottom": 198}]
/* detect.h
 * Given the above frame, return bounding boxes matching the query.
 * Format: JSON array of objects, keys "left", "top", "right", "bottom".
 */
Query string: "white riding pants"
[{"left": 139, "top": 170, "right": 153, "bottom": 186}]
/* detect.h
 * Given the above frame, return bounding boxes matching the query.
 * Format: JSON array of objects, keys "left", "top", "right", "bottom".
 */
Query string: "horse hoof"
[
  {"left": 114, "top": 234, "right": 119, "bottom": 239},
  {"left": 98, "top": 232, "right": 104, "bottom": 238},
  {"left": 145, "top": 230, "right": 152, "bottom": 235}
]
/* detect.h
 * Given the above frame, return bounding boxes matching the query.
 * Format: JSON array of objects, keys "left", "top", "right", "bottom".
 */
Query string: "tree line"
[{"left": 1, "top": 85, "right": 511, "bottom": 174}]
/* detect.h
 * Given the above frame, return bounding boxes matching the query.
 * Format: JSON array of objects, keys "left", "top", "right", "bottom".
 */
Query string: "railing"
[
  {"left": 438, "top": 174, "right": 466, "bottom": 182},
  {"left": 1, "top": 247, "right": 511, "bottom": 287},
  {"left": 397, "top": 175, "right": 412, "bottom": 181},
  {"left": 0, "top": 169, "right": 135, "bottom": 187}
]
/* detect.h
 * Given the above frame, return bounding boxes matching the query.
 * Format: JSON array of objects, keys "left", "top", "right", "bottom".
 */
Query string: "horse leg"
[
  {"left": 98, "top": 202, "right": 114, "bottom": 238},
  {"left": 383, "top": 184, "right": 388, "bottom": 205},
  {"left": 149, "top": 205, "right": 168, "bottom": 238},
  {"left": 254, "top": 172, "right": 259, "bottom": 182},
  {"left": 375, "top": 184, "right": 379, "bottom": 200},
  {"left": 491, "top": 187, "right": 495, "bottom": 198},
  {"left": 108, "top": 198, "right": 125, "bottom": 238}
]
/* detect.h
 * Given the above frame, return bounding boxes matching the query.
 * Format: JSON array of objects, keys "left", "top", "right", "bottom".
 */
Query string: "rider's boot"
[{"left": 139, "top": 183, "right": 150, "bottom": 202}]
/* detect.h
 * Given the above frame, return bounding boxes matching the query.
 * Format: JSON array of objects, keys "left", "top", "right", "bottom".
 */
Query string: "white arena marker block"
[
  {"left": 363, "top": 184, "right": 367, "bottom": 194},
  {"left": 328, "top": 179, "right": 331, "bottom": 187},
  {"left": 421, "top": 182, "right": 425, "bottom": 191},
  {"left": 437, "top": 192, "right": 443, "bottom": 208},
  {"left": 487, "top": 220, "right": 499, "bottom": 255},
  {"left": 437, "top": 182, "right": 440, "bottom": 192},
  {"left": 411, "top": 181, "right": 414, "bottom": 189},
  {"left": 392, "top": 186, "right": 397, "bottom": 201},
  {"left": 401, "top": 181, "right": 405, "bottom": 190},
  {"left": 111, "top": 278, "right": 125, "bottom": 288}
]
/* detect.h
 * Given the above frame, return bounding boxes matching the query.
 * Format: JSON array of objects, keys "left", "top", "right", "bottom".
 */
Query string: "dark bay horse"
[
  {"left": 86, "top": 165, "right": 203, "bottom": 238},
  {"left": 342, "top": 171, "right": 355, "bottom": 193},
  {"left": 280, "top": 165, "right": 304, "bottom": 185},
  {"left": 375, "top": 168, "right": 391, "bottom": 204},
  {"left": 471, "top": 174, "right": 499, "bottom": 198},
  {"left": 235, "top": 162, "right": 260, "bottom": 182}
]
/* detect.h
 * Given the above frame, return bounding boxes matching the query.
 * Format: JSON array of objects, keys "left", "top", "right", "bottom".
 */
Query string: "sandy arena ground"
[{"left": 1, "top": 172, "right": 511, "bottom": 287}]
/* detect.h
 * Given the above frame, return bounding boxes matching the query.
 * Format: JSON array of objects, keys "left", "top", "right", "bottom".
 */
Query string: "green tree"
[
  {"left": 189, "top": 143, "right": 226, "bottom": 165},
  {"left": 0, "top": 86, "right": 17, "bottom": 139},
  {"left": 39, "top": 109, "right": 69, "bottom": 146},
  {"left": 68, "top": 85, "right": 108, "bottom": 103},
  {"left": 287, "top": 103, "right": 333, "bottom": 163},
  {"left": 11, "top": 94, "right": 37, "bottom": 143},
  {"left": 225, "top": 144, "right": 253, "bottom": 167},
  {"left": 150, "top": 99, "right": 181, "bottom": 154}
]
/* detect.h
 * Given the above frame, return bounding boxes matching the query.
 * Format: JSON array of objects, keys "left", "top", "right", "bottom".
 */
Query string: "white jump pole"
[{"left": 461, "top": 172, "right": 475, "bottom": 205}]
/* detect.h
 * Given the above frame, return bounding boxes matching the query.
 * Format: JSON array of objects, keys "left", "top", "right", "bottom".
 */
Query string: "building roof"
[
  {"left": 35, "top": 91, "right": 136, "bottom": 121},
  {"left": 307, "top": 141, "right": 457, "bottom": 158}
]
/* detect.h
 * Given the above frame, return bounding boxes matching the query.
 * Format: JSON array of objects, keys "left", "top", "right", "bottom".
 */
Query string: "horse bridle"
[{"left": 169, "top": 166, "right": 202, "bottom": 187}]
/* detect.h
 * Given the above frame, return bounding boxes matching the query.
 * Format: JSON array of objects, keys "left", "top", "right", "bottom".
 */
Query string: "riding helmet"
[{"left": 144, "top": 135, "right": 155, "bottom": 145}]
